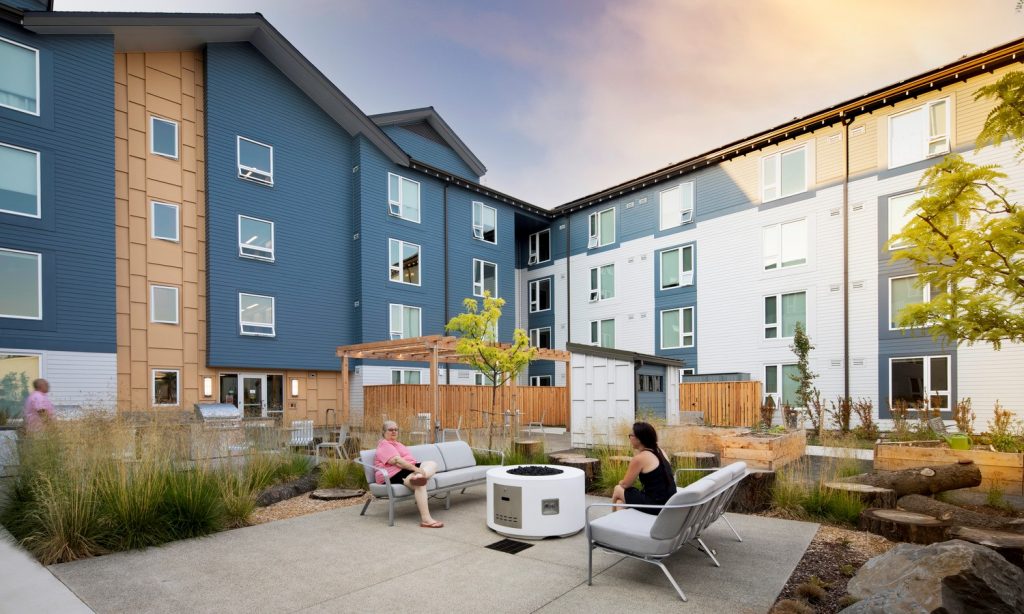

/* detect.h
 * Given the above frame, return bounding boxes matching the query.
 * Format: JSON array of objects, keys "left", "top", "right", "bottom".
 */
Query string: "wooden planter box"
[
  {"left": 720, "top": 429, "right": 806, "bottom": 471},
  {"left": 874, "top": 442, "right": 1024, "bottom": 496}
]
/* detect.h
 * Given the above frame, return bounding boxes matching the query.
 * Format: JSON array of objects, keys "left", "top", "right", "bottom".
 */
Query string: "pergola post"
[
  {"left": 341, "top": 355, "right": 349, "bottom": 425},
  {"left": 430, "top": 344, "right": 439, "bottom": 443}
]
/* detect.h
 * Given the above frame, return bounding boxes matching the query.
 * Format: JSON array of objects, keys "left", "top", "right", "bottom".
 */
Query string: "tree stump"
[
  {"left": 549, "top": 452, "right": 585, "bottom": 464},
  {"left": 824, "top": 482, "right": 897, "bottom": 509},
  {"left": 726, "top": 470, "right": 776, "bottom": 513},
  {"left": 514, "top": 439, "right": 543, "bottom": 460},
  {"left": 845, "top": 461, "right": 982, "bottom": 497},
  {"left": 859, "top": 508, "right": 951, "bottom": 544},
  {"left": 672, "top": 451, "right": 718, "bottom": 469},
  {"left": 949, "top": 525, "right": 1024, "bottom": 569},
  {"left": 559, "top": 457, "right": 600, "bottom": 488},
  {"left": 607, "top": 455, "right": 633, "bottom": 464},
  {"left": 896, "top": 494, "right": 1024, "bottom": 533},
  {"left": 309, "top": 488, "right": 365, "bottom": 501}
]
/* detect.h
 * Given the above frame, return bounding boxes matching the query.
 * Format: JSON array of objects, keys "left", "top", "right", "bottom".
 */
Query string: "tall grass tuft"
[
  {"left": 96, "top": 460, "right": 169, "bottom": 550},
  {"left": 161, "top": 468, "right": 225, "bottom": 539},
  {"left": 317, "top": 459, "right": 367, "bottom": 490},
  {"left": 20, "top": 475, "right": 108, "bottom": 564},
  {"left": 770, "top": 453, "right": 867, "bottom": 526}
]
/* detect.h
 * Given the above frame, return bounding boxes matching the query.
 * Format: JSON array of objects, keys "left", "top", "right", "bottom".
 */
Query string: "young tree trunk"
[
  {"left": 897, "top": 494, "right": 1024, "bottom": 533},
  {"left": 844, "top": 461, "right": 982, "bottom": 497}
]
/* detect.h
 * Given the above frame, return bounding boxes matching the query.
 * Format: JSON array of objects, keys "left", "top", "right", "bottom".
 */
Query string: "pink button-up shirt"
[
  {"left": 22, "top": 390, "right": 55, "bottom": 432},
  {"left": 374, "top": 439, "right": 418, "bottom": 484}
]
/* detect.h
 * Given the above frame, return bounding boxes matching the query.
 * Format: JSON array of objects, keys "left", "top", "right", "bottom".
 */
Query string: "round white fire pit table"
[{"left": 486, "top": 464, "right": 585, "bottom": 539}]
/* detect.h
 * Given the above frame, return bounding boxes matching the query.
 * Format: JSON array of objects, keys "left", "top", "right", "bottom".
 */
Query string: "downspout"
[
  {"left": 564, "top": 215, "right": 571, "bottom": 345},
  {"left": 842, "top": 116, "right": 853, "bottom": 402},
  {"left": 443, "top": 183, "right": 450, "bottom": 385}
]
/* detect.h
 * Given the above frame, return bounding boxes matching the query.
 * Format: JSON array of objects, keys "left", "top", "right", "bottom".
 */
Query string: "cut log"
[
  {"left": 949, "top": 525, "right": 1024, "bottom": 569},
  {"left": 557, "top": 457, "right": 600, "bottom": 487},
  {"left": 846, "top": 461, "right": 981, "bottom": 497},
  {"left": 824, "top": 482, "right": 897, "bottom": 509},
  {"left": 513, "top": 439, "right": 543, "bottom": 459},
  {"left": 309, "top": 488, "right": 365, "bottom": 501},
  {"left": 726, "top": 470, "right": 776, "bottom": 514},
  {"left": 548, "top": 452, "right": 585, "bottom": 463},
  {"left": 672, "top": 451, "right": 718, "bottom": 469},
  {"left": 896, "top": 494, "right": 1024, "bottom": 534},
  {"left": 606, "top": 455, "right": 633, "bottom": 464},
  {"left": 859, "top": 508, "right": 951, "bottom": 544}
]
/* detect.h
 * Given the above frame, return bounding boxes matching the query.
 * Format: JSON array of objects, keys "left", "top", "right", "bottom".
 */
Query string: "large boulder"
[{"left": 842, "top": 540, "right": 1024, "bottom": 614}]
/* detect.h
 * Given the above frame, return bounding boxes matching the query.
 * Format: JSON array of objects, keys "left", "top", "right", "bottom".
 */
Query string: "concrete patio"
[{"left": 46, "top": 488, "right": 818, "bottom": 614}]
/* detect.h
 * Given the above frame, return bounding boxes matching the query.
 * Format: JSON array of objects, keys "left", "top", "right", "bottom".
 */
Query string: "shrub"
[
  {"left": 987, "top": 401, "right": 1023, "bottom": 453},
  {"left": 161, "top": 468, "right": 225, "bottom": 539},
  {"left": 317, "top": 459, "right": 367, "bottom": 490},
  {"left": 771, "top": 456, "right": 866, "bottom": 525},
  {"left": 839, "top": 563, "right": 856, "bottom": 577},
  {"left": 852, "top": 398, "right": 877, "bottom": 440},
  {"left": 771, "top": 599, "right": 813, "bottom": 614},
  {"left": 838, "top": 595, "right": 859, "bottom": 608},
  {"left": 19, "top": 475, "right": 108, "bottom": 565},
  {"left": 953, "top": 397, "right": 975, "bottom": 435},
  {"left": 795, "top": 581, "right": 826, "bottom": 602},
  {"left": 760, "top": 396, "right": 777, "bottom": 428},
  {"left": 275, "top": 453, "right": 315, "bottom": 482},
  {"left": 96, "top": 460, "right": 169, "bottom": 550},
  {"left": 829, "top": 396, "right": 853, "bottom": 434},
  {"left": 986, "top": 485, "right": 1013, "bottom": 512},
  {"left": 890, "top": 399, "right": 910, "bottom": 437}
]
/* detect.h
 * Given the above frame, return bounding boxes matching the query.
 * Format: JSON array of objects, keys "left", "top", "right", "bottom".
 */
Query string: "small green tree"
[
  {"left": 446, "top": 292, "right": 536, "bottom": 447},
  {"left": 788, "top": 322, "right": 820, "bottom": 434},
  {"left": 889, "top": 71, "right": 1024, "bottom": 349}
]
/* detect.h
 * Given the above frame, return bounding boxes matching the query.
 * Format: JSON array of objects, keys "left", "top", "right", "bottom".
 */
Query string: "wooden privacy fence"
[
  {"left": 364, "top": 384, "right": 568, "bottom": 432},
  {"left": 679, "top": 381, "right": 761, "bottom": 427}
]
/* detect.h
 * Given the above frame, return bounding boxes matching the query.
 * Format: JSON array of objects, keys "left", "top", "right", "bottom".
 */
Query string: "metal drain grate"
[{"left": 485, "top": 538, "right": 534, "bottom": 555}]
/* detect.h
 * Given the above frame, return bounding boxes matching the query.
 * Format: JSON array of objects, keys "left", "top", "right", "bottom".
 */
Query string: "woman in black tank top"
[{"left": 612, "top": 422, "right": 675, "bottom": 515}]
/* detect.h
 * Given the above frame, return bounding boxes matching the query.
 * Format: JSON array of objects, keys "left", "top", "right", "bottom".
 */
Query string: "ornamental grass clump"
[
  {"left": 770, "top": 454, "right": 866, "bottom": 526},
  {"left": 317, "top": 459, "right": 367, "bottom": 490}
]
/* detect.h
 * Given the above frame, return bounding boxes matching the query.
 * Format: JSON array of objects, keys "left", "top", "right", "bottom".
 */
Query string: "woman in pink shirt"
[
  {"left": 22, "top": 378, "right": 56, "bottom": 433},
  {"left": 374, "top": 420, "right": 443, "bottom": 528}
]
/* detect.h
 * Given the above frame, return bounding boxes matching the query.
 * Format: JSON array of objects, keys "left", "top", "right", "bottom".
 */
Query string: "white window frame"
[
  {"left": 150, "top": 285, "right": 179, "bottom": 325},
  {"left": 660, "top": 307, "right": 694, "bottom": 349},
  {"left": 389, "top": 303, "right": 422, "bottom": 340},
  {"left": 388, "top": 238, "right": 421, "bottom": 286},
  {"left": 528, "top": 278, "right": 551, "bottom": 313},
  {"left": 473, "top": 259, "right": 498, "bottom": 297},
  {"left": 152, "top": 369, "right": 180, "bottom": 406},
  {"left": 387, "top": 172, "right": 421, "bottom": 223},
  {"left": 238, "top": 215, "right": 275, "bottom": 261},
  {"left": 236, "top": 136, "right": 274, "bottom": 185},
  {"left": 0, "top": 247, "right": 42, "bottom": 320},
  {"left": 659, "top": 245, "right": 694, "bottom": 290},
  {"left": 530, "top": 375, "right": 552, "bottom": 386},
  {"left": 390, "top": 369, "right": 422, "bottom": 385},
  {"left": 588, "top": 207, "right": 615, "bottom": 249},
  {"left": 889, "top": 274, "right": 933, "bottom": 330},
  {"left": 761, "top": 144, "right": 808, "bottom": 202},
  {"left": 888, "top": 191, "right": 923, "bottom": 250},
  {"left": 0, "top": 142, "right": 41, "bottom": 218},
  {"left": 239, "top": 293, "right": 275, "bottom": 337},
  {"left": 149, "top": 116, "right": 179, "bottom": 160},
  {"left": 888, "top": 98, "right": 950, "bottom": 169},
  {"left": 659, "top": 182, "right": 695, "bottom": 230},
  {"left": 590, "top": 318, "right": 615, "bottom": 348},
  {"left": 589, "top": 263, "right": 615, "bottom": 302},
  {"left": 679, "top": 368, "right": 695, "bottom": 382},
  {"left": 528, "top": 229, "right": 550, "bottom": 265},
  {"left": 151, "top": 201, "right": 180, "bottom": 242},
  {"left": 764, "top": 291, "right": 806, "bottom": 340},
  {"left": 472, "top": 201, "right": 497, "bottom": 244},
  {"left": 0, "top": 36, "right": 40, "bottom": 116},
  {"left": 529, "top": 327, "right": 552, "bottom": 349},
  {"left": 889, "top": 355, "right": 951, "bottom": 413},
  {"left": 762, "top": 218, "right": 807, "bottom": 270}
]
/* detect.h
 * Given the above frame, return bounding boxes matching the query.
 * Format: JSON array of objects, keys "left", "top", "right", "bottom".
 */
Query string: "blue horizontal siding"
[{"left": 380, "top": 124, "right": 479, "bottom": 182}]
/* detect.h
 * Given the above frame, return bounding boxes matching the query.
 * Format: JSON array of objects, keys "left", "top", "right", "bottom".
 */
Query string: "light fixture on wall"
[
  {"left": 290, "top": 378, "right": 299, "bottom": 397},
  {"left": 202, "top": 377, "right": 213, "bottom": 398}
]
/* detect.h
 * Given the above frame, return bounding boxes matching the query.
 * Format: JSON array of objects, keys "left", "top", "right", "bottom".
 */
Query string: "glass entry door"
[{"left": 241, "top": 375, "right": 264, "bottom": 418}]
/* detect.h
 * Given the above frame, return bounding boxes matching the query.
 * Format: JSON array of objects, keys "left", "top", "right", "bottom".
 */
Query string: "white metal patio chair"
[
  {"left": 285, "top": 419, "right": 314, "bottom": 454},
  {"left": 316, "top": 424, "right": 352, "bottom": 460},
  {"left": 524, "top": 410, "right": 546, "bottom": 437},
  {"left": 441, "top": 416, "right": 463, "bottom": 442},
  {"left": 409, "top": 413, "right": 431, "bottom": 444}
]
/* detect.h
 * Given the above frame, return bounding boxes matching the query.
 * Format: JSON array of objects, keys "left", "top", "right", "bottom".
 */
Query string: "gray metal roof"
[
  {"left": 565, "top": 342, "right": 685, "bottom": 368},
  {"left": 371, "top": 107, "right": 487, "bottom": 178}
]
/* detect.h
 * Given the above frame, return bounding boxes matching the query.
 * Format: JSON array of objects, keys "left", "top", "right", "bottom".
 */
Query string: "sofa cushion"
[
  {"left": 650, "top": 476, "right": 717, "bottom": 541},
  {"left": 408, "top": 444, "right": 447, "bottom": 472},
  {"left": 369, "top": 477, "right": 439, "bottom": 498},
  {"left": 438, "top": 441, "right": 477, "bottom": 470},
  {"left": 432, "top": 465, "right": 494, "bottom": 489},
  {"left": 590, "top": 509, "right": 677, "bottom": 556}
]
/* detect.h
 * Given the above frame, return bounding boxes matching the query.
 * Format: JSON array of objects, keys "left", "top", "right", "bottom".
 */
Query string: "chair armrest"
[
  {"left": 470, "top": 446, "right": 506, "bottom": 466},
  {"left": 584, "top": 501, "right": 696, "bottom": 527},
  {"left": 352, "top": 456, "right": 396, "bottom": 496},
  {"left": 674, "top": 467, "right": 720, "bottom": 477}
]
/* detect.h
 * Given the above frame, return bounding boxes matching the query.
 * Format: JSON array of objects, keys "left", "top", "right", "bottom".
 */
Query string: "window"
[
  {"left": 238, "top": 215, "right": 274, "bottom": 261},
  {"left": 590, "top": 318, "right": 615, "bottom": 348},
  {"left": 391, "top": 369, "right": 422, "bottom": 385},
  {"left": 0, "top": 353, "right": 41, "bottom": 416},
  {"left": 150, "top": 285, "right": 179, "bottom": 324},
  {"left": 0, "top": 36, "right": 39, "bottom": 115},
  {"left": 474, "top": 372, "right": 495, "bottom": 386},
  {"left": 680, "top": 368, "right": 695, "bottom": 380},
  {"left": 659, "top": 182, "right": 695, "bottom": 230},
  {"left": 764, "top": 291, "right": 805, "bottom": 339},
  {"left": 888, "top": 191, "right": 922, "bottom": 250},
  {"left": 589, "top": 264, "right": 614, "bottom": 302},
  {"left": 472, "top": 201, "right": 497, "bottom": 243},
  {"left": 388, "top": 239, "right": 420, "bottom": 285},
  {"left": 890, "top": 355, "right": 950, "bottom": 412},
  {"left": 528, "top": 229, "right": 550, "bottom": 264},
  {"left": 237, "top": 136, "right": 273, "bottom": 185},
  {"left": 0, "top": 248, "right": 41, "bottom": 319},
  {"left": 661, "top": 307, "right": 694, "bottom": 349},
  {"left": 889, "top": 99, "right": 949, "bottom": 168},
  {"left": 239, "top": 293, "right": 275, "bottom": 336},
  {"left": 473, "top": 259, "right": 497, "bottom": 297},
  {"left": 530, "top": 375, "right": 552, "bottom": 386},
  {"left": 763, "top": 219, "right": 806, "bottom": 270},
  {"left": 588, "top": 207, "right": 615, "bottom": 248},
  {"left": 389, "top": 304, "right": 421, "bottom": 340},
  {"left": 528, "top": 278, "right": 550, "bottom": 312},
  {"left": 151, "top": 202, "right": 179, "bottom": 242},
  {"left": 765, "top": 364, "right": 801, "bottom": 407},
  {"left": 150, "top": 116, "right": 178, "bottom": 159},
  {"left": 761, "top": 145, "right": 807, "bottom": 202},
  {"left": 0, "top": 143, "right": 40, "bottom": 218},
  {"left": 889, "top": 275, "right": 939, "bottom": 329},
  {"left": 660, "top": 245, "right": 694, "bottom": 289},
  {"left": 529, "top": 327, "right": 552, "bottom": 349},
  {"left": 152, "top": 369, "right": 179, "bottom": 406},
  {"left": 387, "top": 173, "right": 420, "bottom": 222},
  {"left": 638, "top": 375, "right": 664, "bottom": 393}
]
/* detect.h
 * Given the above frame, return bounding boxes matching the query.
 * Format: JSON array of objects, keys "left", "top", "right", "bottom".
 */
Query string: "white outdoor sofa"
[
  {"left": 585, "top": 461, "right": 748, "bottom": 602},
  {"left": 355, "top": 440, "right": 504, "bottom": 526}
]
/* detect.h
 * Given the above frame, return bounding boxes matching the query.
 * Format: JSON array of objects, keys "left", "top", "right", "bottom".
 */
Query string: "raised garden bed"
[
  {"left": 666, "top": 425, "right": 806, "bottom": 470},
  {"left": 874, "top": 441, "right": 1024, "bottom": 496}
]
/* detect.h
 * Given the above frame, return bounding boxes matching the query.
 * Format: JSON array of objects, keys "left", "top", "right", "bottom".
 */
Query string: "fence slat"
[{"left": 679, "top": 381, "right": 761, "bottom": 427}]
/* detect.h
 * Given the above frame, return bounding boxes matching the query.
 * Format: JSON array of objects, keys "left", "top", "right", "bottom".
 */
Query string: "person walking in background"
[{"left": 22, "top": 378, "right": 55, "bottom": 433}]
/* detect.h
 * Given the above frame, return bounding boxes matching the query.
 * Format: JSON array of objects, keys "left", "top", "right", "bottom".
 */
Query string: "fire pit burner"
[{"left": 507, "top": 465, "right": 564, "bottom": 477}]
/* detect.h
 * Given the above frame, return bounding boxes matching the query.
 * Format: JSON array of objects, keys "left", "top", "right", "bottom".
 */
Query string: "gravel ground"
[{"left": 249, "top": 491, "right": 371, "bottom": 525}]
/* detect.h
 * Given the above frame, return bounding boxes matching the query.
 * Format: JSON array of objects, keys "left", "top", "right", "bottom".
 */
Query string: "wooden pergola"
[{"left": 336, "top": 335, "right": 572, "bottom": 426}]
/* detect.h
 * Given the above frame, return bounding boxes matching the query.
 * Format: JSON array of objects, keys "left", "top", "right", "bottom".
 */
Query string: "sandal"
[
  {"left": 420, "top": 520, "right": 444, "bottom": 528},
  {"left": 408, "top": 474, "right": 429, "bottom": 487}
]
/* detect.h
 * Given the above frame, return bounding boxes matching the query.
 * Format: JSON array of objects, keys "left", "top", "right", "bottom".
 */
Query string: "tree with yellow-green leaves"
[
  {"left": 889, "top": 71, "right": 1024, "bottom": 349},
  {"left": 446, "top": 292, "right": 536, "bottom": 446}
]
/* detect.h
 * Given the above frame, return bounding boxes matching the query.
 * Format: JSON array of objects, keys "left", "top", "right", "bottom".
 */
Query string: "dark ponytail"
[{"left": 632, "top": 421, "right": 673, "bottom": 482}]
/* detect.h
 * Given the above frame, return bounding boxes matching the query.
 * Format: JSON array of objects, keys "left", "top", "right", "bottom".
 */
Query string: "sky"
[{"left": 56, "top": 0, "right": 1024, "bottom": 208}]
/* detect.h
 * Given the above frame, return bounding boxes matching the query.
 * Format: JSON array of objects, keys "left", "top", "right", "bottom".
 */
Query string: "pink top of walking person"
[{"left": 22, "top": 378, "right": 56, "bottom": 433}]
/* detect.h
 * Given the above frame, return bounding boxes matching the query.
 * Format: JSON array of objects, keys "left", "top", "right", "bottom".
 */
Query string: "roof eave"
[{"left": 371, "top": 107, "right": 487, "bottom": 177}]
